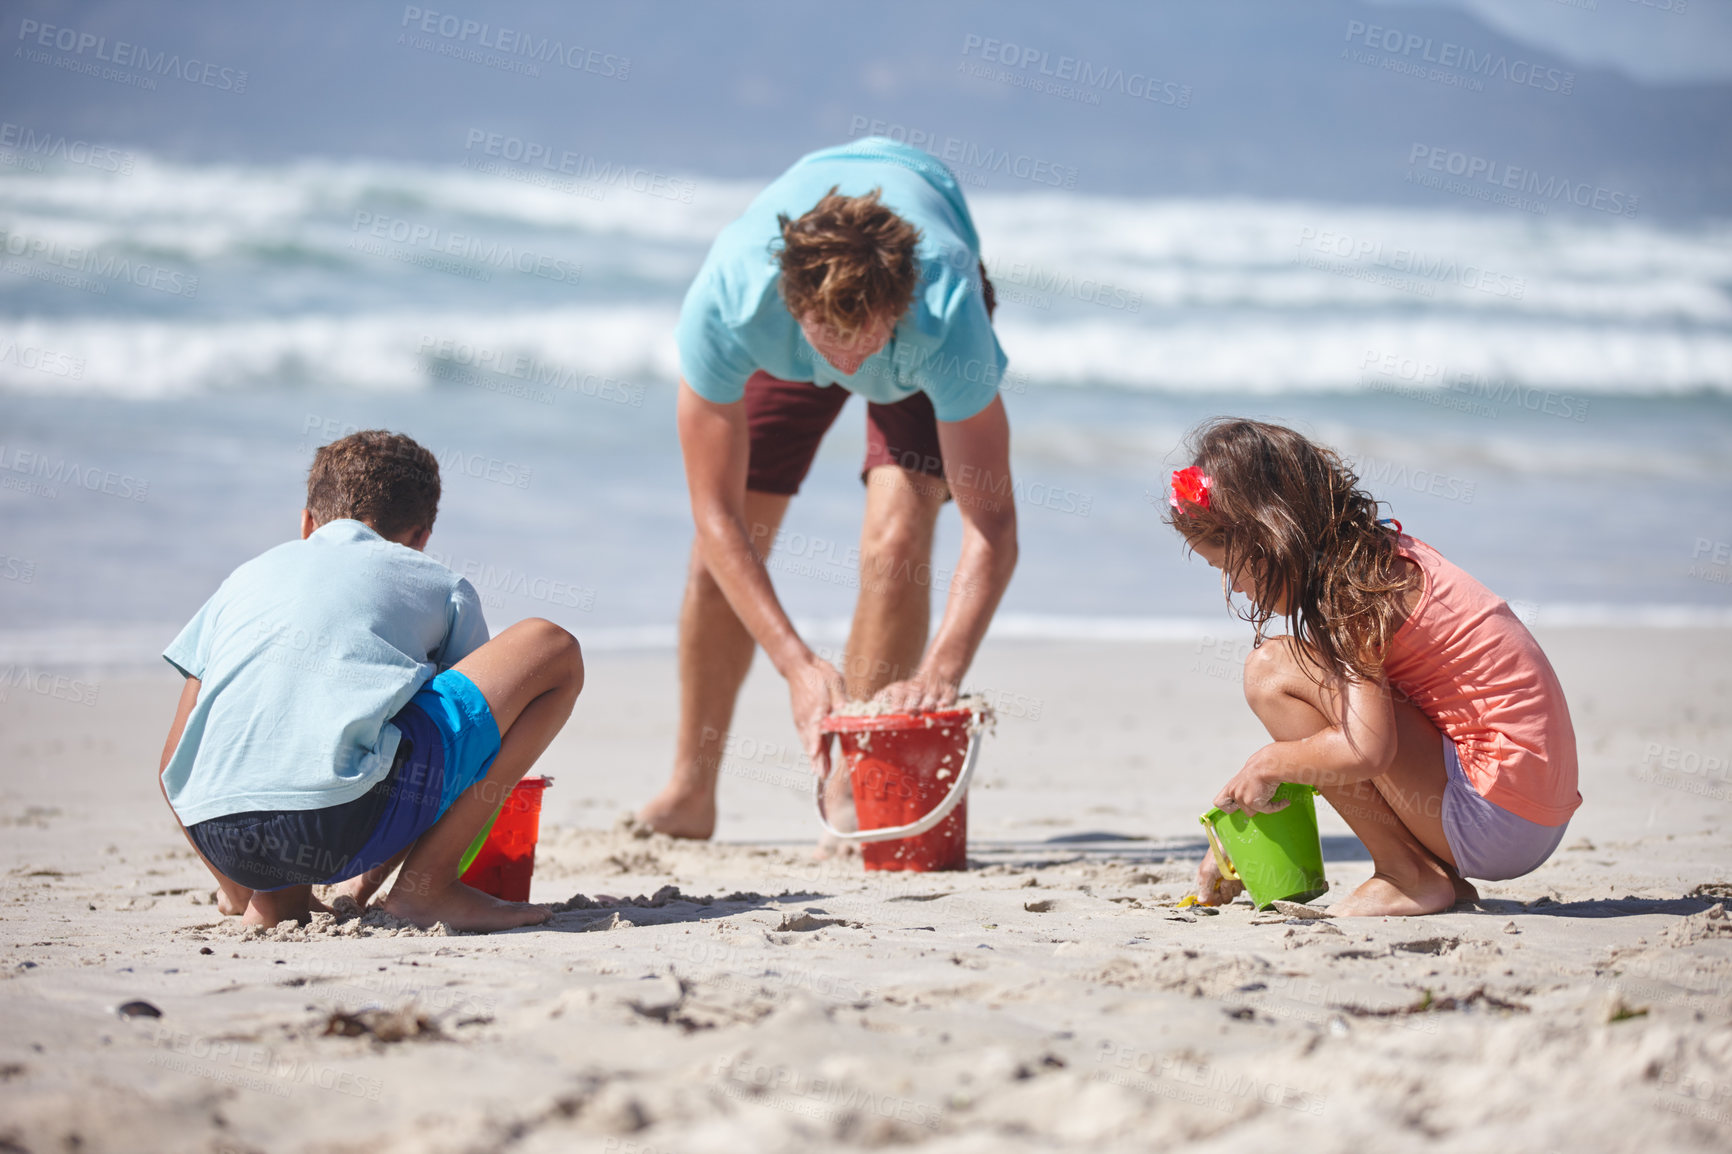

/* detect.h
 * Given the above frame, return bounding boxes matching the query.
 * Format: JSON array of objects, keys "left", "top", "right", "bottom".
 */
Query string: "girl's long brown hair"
[{"left": 1165, "top": 419, "right": 1413, "bottom": 684}]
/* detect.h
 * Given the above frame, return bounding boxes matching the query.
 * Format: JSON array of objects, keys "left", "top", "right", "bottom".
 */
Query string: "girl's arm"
[{"left": 1212, "top": 674, "right": 1399, "bottom": 813}]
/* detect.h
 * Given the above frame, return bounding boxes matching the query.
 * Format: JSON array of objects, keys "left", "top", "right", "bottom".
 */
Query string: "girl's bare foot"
[
  {"left": 381, "top": 879, "right": 550, "bottom": 933},
  {"left": 1194, "top": 852, "right": 1244, "bottom": 907},
  {"left": 1449, "top": 871, "right": 1480, "bottom": 906},
  {"left": 1330, "top": 867, "right": 1458, "bottom": 917}
]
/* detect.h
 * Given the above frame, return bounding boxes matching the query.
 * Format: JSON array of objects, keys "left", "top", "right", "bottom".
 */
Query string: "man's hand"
[
  {"left": 790, "top": 656, "right": 847, "bottom": 779},
  {"left": 1211, "top": 746, "right": 1290, "bottom": 815},
  {"left": 868, "top": 670, "right": 959, "bottom": 715}
]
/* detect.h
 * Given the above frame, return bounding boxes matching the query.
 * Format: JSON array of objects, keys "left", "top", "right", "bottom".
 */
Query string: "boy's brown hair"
[
  {"left": 1166, "top": 418, "right": 1414, "bottom": 685},
  {"left": 306, "top": 430, "right": 440, "bottom": 540},
  {"left": 775, "top": 186, "right": 922, "bottom": 335}
]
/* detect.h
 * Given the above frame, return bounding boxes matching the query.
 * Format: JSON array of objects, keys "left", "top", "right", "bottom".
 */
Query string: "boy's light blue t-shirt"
[
  {"left": 676, "top": 137, "right": 1008, "bottom": 423},
  {"left": 161, "top": 519, "right": 490, "bottom": 826}
]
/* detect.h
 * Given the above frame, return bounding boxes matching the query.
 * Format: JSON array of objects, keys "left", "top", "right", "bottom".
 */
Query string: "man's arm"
[
  {"left": 676, "top": 379, "right": 846, "bottom": 769},
  {"left": 875, "top": 395, "right": 1020, "bottom": 712}
]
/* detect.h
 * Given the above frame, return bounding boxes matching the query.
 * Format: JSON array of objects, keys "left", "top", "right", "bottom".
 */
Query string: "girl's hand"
[
  {"left": 1212, "top": 747, "right": 1290, "bottom": 815},
  {"left": 1195, "top": 850, "right": 1243, "bottom": 907}
]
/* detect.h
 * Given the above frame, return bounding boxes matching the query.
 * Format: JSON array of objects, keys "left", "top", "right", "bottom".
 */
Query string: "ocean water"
[{"left": 2, "top": 154, "right": 1730, "bottom": 667}]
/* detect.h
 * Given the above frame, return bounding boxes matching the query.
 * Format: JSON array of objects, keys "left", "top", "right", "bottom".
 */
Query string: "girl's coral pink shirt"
[{"left": 1385, "top": 535, "right": 1582, "bottom": 826}]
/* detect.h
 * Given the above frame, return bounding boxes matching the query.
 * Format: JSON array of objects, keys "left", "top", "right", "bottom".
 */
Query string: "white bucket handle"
[{"left": 814, "top": 725, "right": 982, "bottom": 844}]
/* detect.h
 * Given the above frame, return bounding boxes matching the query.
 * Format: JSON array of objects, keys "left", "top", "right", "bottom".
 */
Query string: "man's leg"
[
  {"left": 381, "top": 618, "right": 583, "bottom": 931},
  {"left": 851, "top": 388, "right": 952, "bottom": 699},
  {"left": 1240, "top": 638, "right": 1472, "bottom": 917},
  {"left": 845, "top": 465, "right": 946, "bottom": 698},
  {"left": 638, "top": 491, "right": 791, "bottom": 838},
  {"left": 803, "top": 464, "right": 947, "bottom": 843}
]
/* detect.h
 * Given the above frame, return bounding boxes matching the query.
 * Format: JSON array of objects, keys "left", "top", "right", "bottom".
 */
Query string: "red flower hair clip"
[{"left": 1169, "top": 466, "right": 1212, "bottom": 511}]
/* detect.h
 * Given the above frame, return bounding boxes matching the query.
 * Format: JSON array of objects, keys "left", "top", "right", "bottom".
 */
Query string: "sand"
[{"left": 1, "top": 630, "right": 1729, "bottom": 1152}]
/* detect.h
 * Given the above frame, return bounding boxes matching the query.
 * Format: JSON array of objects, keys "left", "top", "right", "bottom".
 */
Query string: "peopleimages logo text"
[
  {"left": 846, "top": 118, "right": 1078, "bottom": 188},
  {"left": 16, "top": 19, "right": 248, "bottom": 92},
  {"left": 1407, "top": 145, "right": 1638, "bottom": 218},
  {"left": 349, "top": 213, "right": 581, "bottom": 285},
  {"left": 0, "top": 122, "right": 134, "bottom": 173},
  {"left": 960, "top": 34, "right": 1191, "bottom": 107},
  {"left": 1343, "top": 20, "right": 1574, "bottom": 94},
  {"left": 399, "top": 7, "right": 629, "bottom": 78},
  {"left": 0, "top": 228, "right": 199, "bottom": 298},
  {"left": 1295, "top": 228, "right": 1525, "bottom": 300}
]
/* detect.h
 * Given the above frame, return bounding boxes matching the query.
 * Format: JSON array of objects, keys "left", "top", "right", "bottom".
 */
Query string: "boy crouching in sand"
[
  {"left": 1167, "top": 419, "right": 1580, "bottom": 917},
  {"left": 156, "top": 430, "right": 582, "bottom": 932}
]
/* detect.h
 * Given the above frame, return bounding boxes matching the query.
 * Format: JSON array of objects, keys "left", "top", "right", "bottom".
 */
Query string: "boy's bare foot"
[
  {"left": 329, "top": 874, "right": 382, "bottom": 909},
  {"left": 636, "top": 787, "right": 716, "bottom": 840},
  {"left": 1330, "top": 867, "right": 1458, "bottom": 917},
  {"left": 241, "top": 885, "right": 330, "bottom": 927},
  {"left": 215, "top": 887, "right": 252, "bottom": 917},
  {"left": 382, "top": 879, "right": 550, "bottom": 933}
]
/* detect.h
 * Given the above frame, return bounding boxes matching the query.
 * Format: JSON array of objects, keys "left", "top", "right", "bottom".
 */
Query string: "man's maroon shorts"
[{"left": 744, "top": 371, "right": 947, "bottom": 497}]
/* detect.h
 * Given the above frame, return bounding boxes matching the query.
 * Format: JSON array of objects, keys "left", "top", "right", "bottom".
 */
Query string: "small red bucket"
[
  {"left": 817, "top": 708, "right": 983, "bottom": 871},
  {"left": 458, "top": 776, "right": 549, "bottom": 901}
]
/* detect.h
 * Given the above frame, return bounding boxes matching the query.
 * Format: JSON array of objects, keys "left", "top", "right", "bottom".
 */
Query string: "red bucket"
[
  {"left": 459, "top": 776, "right": 549, "bottom": 901},
  {"left": 818, "top": 708, "right": 982, "bottom": 871}
]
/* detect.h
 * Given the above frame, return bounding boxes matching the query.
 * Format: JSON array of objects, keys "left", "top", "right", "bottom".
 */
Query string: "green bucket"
[
  {"left": 1199, "top": 782, "right": 1328, "bottom": 909},
  {"left": 456, "top": 806, "right": 502, "bottom": 875}
]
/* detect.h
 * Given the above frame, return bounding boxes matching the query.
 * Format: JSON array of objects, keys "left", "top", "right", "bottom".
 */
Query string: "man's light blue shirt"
[
  {"left": 161, "top": 519, "right": 490, "bottom": 825},
  {"left": 676, "top": 137, "right": 1008, "bottom": 423}
]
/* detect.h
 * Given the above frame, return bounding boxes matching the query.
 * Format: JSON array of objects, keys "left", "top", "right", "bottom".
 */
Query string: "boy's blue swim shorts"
[{"left": 187, "top": 670, "right": 502, "bottom": 892}]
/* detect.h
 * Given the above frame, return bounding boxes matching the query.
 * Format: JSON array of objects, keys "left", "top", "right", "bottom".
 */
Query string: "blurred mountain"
[{"left": 2, "top": 0, "right": 1728, "bottom": 215}]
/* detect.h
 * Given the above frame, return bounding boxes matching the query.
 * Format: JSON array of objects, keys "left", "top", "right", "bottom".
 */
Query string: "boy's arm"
[
  {"left": 157, "top": 676, "right": 253, "bottom": 909},
  {"left": 159, "top": 676, "right": 200, "bottom": 781},
  {"left": 436, "top": 578, "right": 490, "bottom": 670}
]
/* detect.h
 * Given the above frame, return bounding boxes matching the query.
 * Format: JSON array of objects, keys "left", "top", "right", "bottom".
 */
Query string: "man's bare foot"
[
  {"left": 814, "top": 834, "right": 861, "bottom": 862},
  {"left": 636, "top": 785, "right": 716, "bottom": 839},
  {"left": 381, "top": 879, "right": 550, "bottom": 933},
  {"left": 813, "top": 768, "right": 858, "bottom": 860},
  {"left": 1329, "top": 867, "right": 1459, "bottom": 917}
]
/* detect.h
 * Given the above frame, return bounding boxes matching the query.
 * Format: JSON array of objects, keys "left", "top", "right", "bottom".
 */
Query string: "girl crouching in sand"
[{"left": 1168, "top": 419, "right": 1580, "bottom": 916}]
